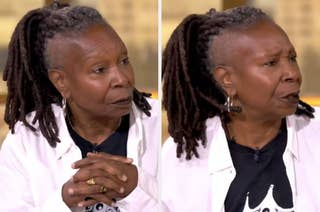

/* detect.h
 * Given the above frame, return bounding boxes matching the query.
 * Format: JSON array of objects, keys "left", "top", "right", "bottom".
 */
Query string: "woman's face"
[
  {"left": 213, "top": 20, "right": 301, "bottom": 119},
  {"left": 48, "top": 24, "right": 134, "bottom": 120}
]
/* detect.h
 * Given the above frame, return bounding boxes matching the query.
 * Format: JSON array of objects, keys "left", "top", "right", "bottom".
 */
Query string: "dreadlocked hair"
[
  {"left": 4, "top": 2, "right": 151, "bottom": 147},
  {"left": 162, "top": 6, "right": 314, "bottom": 160}
]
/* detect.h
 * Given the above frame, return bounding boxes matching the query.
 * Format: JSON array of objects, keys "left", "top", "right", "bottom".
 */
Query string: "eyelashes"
[
  {"left": 263, "top": 54, "right": 297, "bottom": 67},
  {"left": 91, "top": 57, "right": 131, "bottom": 74}
]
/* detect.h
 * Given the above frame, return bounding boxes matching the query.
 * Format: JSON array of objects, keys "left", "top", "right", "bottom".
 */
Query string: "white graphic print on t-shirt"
[
  {"left": 85, "top": 202, "right": 120, "bottom": 212},
  {"left": 242, "top": 184, "right": 294, "bottom": 212}
]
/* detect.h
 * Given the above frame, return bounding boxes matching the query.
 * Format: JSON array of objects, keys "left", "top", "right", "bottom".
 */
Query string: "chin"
[
  {"left": 109, "top": 106, "right": 131, "bottom": 118},
  {"left": 281, "top": 107, "right": 297, "bottom": 117}
]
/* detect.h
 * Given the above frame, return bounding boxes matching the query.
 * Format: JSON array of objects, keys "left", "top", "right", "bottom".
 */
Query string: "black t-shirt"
[
  {"left": 66, "top": 114, "right": 130, "bottom": 212},
  {"left": 66, "top": 114, "right": 129, "bottom": 158},
  {"left": 224, "top": 120, "right": 294, "bottom": 212}
]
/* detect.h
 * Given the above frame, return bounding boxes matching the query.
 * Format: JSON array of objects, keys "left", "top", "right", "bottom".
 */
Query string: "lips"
[
  {"left": 280, "top": 91, "right": 300, "bottom": 104},
  {"left": 112, "top": 96, "right": 132, "bottom": 105}
]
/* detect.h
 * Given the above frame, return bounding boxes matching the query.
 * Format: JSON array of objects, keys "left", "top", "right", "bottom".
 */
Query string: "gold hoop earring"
[
  {"left": 225, "top": 96, "right": 232, "bottom": 112},
  {"left": 62, "top": 97, "right": 67, "bottom": 116},
  {"left": 224, "top": 96, "right": 242, "bottom": 113}
]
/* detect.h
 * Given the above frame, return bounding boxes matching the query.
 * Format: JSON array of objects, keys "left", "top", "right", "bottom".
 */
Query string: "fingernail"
[
  {"left": 71, "top": 163, "right": 76, "bottom": 169},
  {"left": 111, "top": 201, "right": 116, "bottom": 207},
  {"left": 78, "top": 202, "right": 83, "bottom": 207},
  {"left": 120, "top": 187, "right": 125, "bottom": 193},
  {"left": 68, "top": 188, "right": 74, "bottom": 195},
  {"left": 121, "top": 175, "right": 127, "bottom": 182}
]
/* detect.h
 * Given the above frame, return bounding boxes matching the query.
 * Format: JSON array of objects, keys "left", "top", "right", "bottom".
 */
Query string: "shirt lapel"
[
  {"left": 208, "top": 117, "right": 236, "bottom": 212},
  {"left": 127, "top": 102, "right": 144, "bottom": 166}
]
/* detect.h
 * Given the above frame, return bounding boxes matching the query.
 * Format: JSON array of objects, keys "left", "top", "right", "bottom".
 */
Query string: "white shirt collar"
[
  {"left": 286, "top": 115, "right": 299, "bottom": 160},
  {"left": 208, "top": 116, "right": 234, "bottom": 174}
]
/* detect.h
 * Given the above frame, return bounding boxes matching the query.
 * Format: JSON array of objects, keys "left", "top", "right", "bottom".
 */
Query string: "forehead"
[
  {"left": 47, "top": 24, "right": 126, "bottom": 66},
  {"left": 69, "top": 24, "right": 126, "bottom": 55},
  {"left": 210, "top": 20, "right": 294, "bottom": 65}
]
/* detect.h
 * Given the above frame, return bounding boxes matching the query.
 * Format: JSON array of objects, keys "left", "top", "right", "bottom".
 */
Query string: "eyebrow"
[
  {"left": 254, "top": 47, "right": 296, "bottom": 59},
  {"left": 82, "top": 48, "right": 128, "bottom": 61}
]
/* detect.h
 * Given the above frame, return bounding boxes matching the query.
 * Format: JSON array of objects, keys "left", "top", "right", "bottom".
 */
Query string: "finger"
[
  {"left": 74, "top": 155, "right": 131, "bottom": 182},
  {"left": 92, "top": 160, "right": 129, "bottom": 182},
  {"left": 73, "top": 163, "right": 127, "bottom": 183},
  {"left": 88, "top": 194, "right": 116, "bottom": 207},
  {"left": 72, "top": 157, "right": 98, "bottom": 169},
  {"left": 67, "top": 184, "right": 98, "bottom": 197},
  {"left": 103, "top": 190, "right": 122, "bottom": 199},
  {"left": 77, "top": 197, "right": 98, "bottom": 208},
  {"left": 72, "top": 168, "right": 107, "bottom": 183},
  {"left": 87, "top": 152, "right": 133, "bottom": 164},
  {"left": 95, "top": 176, "right": 125, "bottom": 194},
  {"left": 70, "top": 178, "right": 125, "bottom": 196}
]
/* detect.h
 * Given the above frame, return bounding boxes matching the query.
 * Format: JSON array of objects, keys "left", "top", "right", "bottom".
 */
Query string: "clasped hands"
[{"left": 62, "top": 152, "right": 138, "bottom": 208}]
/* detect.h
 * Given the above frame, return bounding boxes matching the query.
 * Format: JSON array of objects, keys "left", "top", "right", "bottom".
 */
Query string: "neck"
[
  {"left": 68, "top": 113, "right": 122, "bottom": 145},
  {"left": 225, "top": 115, "right": 283, "bottom": 149}
]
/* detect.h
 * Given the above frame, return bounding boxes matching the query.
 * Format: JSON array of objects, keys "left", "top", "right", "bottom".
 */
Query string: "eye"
[
  {"left": 289, "top": 54, "right": 297, "bottom": 63},
  {"left": 263, "top": 59, "right": 277, "bottom": 67},
  {"left": 120, "top": 57, "right": 130, "bottom": 65},
  {"left": 92, "top": 66, "right": 106, "bottom": 74}
]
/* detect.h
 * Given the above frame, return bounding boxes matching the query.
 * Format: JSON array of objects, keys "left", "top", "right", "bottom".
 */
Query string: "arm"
[{"left": 0, "top": 132, "right": 71, "bottom": 212}]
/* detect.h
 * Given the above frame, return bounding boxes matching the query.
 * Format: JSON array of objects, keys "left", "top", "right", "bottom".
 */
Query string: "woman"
[
  {"left": 0, "top": 2, "right": 159, "bottom": 212},
  {"left": 162, "top": 6, "right": 320, "bottom": 212}
]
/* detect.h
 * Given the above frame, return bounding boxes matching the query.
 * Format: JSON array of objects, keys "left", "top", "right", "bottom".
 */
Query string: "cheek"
[
  {"left": 235, "top": 73, "right": 279, "bottom": 104},
  {"left": 126, "top": 67, "right": 135, "bottom": 86},
  {"left": 69, "top": 77, "right": 110, "bottom": 100}
]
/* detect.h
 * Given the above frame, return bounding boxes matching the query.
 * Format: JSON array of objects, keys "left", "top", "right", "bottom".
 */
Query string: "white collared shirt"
[
  {"left": 0, "top": 99, "right": 160, "bottom": 212},
  {"left": 162, "top": 108, "right": 320, "bottom": 212}
]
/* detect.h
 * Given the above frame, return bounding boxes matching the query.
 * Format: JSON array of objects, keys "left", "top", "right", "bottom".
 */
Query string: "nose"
[
  {"left": 281, "top": 62, "right": 301, "bottom": 84},
  {"left": 110, "top": 66, "right": 129, "bottom": 88}
]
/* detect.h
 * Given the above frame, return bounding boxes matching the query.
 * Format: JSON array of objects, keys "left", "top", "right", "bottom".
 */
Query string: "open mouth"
[
  {"left": 280, "top": 91, "right": 300, "bottom": 104},
  {"left": 112, "top": 97, "right": 132, "bottom": 105}
]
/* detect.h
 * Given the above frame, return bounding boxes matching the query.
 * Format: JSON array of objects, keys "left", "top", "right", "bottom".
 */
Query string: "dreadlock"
[
  {"left": 162, "top": 6, "right": 314, "bottom": 160},
  {"left": 3, "top": 2, "right": 151, "bottom": 147}
]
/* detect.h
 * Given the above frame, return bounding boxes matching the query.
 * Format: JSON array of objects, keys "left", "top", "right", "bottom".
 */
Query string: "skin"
[
  {"left": 47, "top": 24, "right": 138, "bottom": 208},
  {"left": 49, "top": 24, "right": 134, "bottom": 144},
  {"left": 63, "top": 153, "right": 137, "bottom": 208},
  {"left": 212, "top": 19, "right": 301, "bottom": 149}
]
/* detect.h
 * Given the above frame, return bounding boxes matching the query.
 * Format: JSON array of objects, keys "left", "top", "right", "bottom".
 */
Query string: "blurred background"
[
  {"left": 1, "top": 0, "right": 320, "bottom": 145},
  {"left": 162, "top": 0, "right": 320, "bottom": 141},
  {"left": 0, "top": 0, "right": 157, "bottom": 146}
]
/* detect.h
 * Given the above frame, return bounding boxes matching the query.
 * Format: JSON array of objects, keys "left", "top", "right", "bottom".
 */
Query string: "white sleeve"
[
  {"left": 116, "top": 167, "right": 158, "bottom": 212},
  {"left": 160, "top": 137, "right": 178, "bottom": 212},
  {"left": 0, "top": 132, "right": 71, "bottom": 212}
]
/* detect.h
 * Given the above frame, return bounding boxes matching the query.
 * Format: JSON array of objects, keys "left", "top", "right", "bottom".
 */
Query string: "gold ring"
[
  {"left": 86, "top": 177, "right": 96, "bottom": 185},
  {"left": 100, "top": 186, "right": 108, "bottom": 193}
]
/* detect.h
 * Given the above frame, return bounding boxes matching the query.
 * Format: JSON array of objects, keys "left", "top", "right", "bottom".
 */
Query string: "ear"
[
  {"left": 48, "top": 69, "right": 70, "bottom": 98},
  {"left": 212, "top": 66, "right": 236, "bottom": 97}
]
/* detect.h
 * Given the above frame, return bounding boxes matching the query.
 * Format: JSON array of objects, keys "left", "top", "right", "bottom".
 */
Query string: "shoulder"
[
  {"left": 13, "top": 104, "right": 63, "bottom": 131},
  {"left": 162, "top": 137, "right": 177, "bottom": 161},
  {"left": 162, "top": 136, "right": 207, "bottom": 177},
  {"left": 288, "top": 106, "right": 320, "bottom": 152},
  {"left": 161, "top": 135, "right": 213, "bottom": 211},
  {"left": 289, "top": 106, "right": 320, "bottom": 132},
  {"left": 146, "top": 97, "right": 160, "bottom": 118},
  {"left": 162, "top": 118, "right": 221, "bottom": 166},
  {"left": 132, "top": 97, "right": 160, "bottom": 121},
  {"left": 1, "top": 104, "right": 63, "bottom": 151},
  {"left": 162, "top": 116, "right": 222, "bottom": 161}
]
